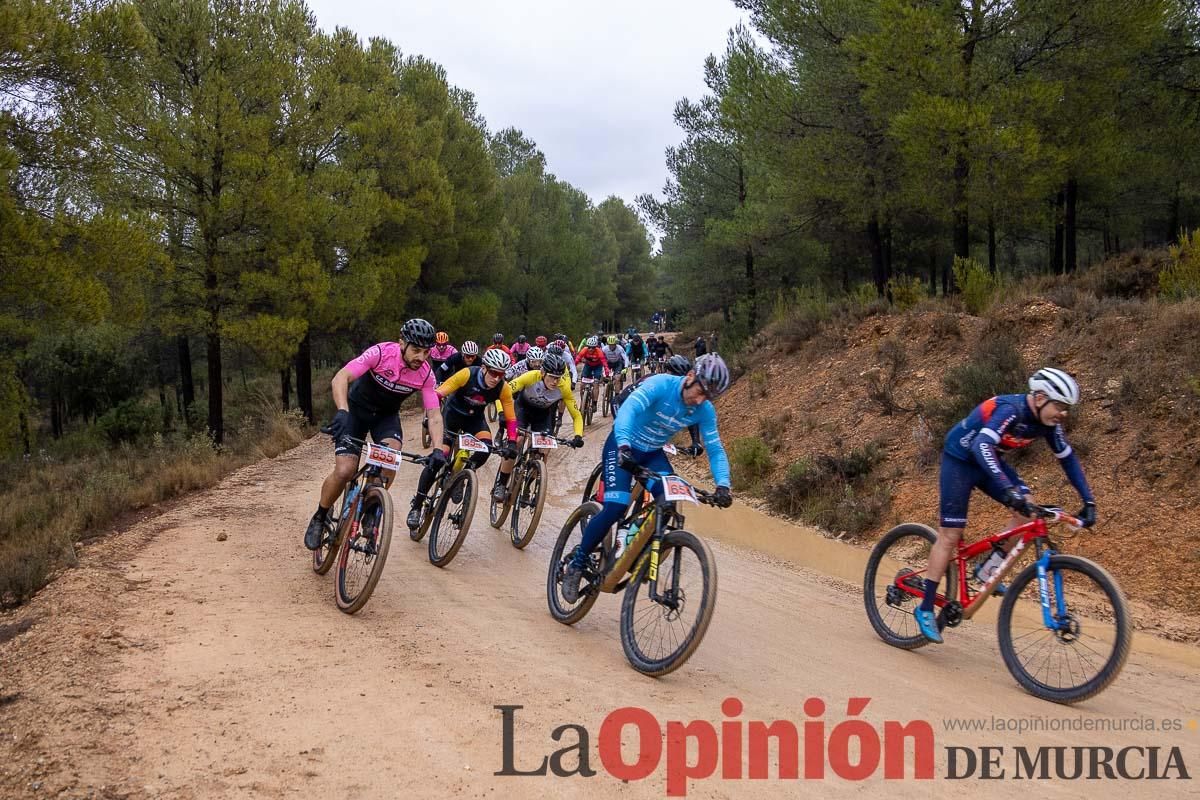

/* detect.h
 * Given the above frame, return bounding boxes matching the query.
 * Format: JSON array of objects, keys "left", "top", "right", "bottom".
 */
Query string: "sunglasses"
[{"left": 485, "top": 368, "right": 506, "bottom": 378}]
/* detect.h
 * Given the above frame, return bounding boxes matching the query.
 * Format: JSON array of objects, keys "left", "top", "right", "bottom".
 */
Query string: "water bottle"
[
  {"left": 975, "top": 548, "right": 1005, "bottom": 583},
  {"left": 613, "top": 520, "right": 640, "bottom": 560}
]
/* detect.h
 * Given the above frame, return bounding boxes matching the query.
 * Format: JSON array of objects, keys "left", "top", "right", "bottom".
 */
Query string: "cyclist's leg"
[
  {"left": 412, "top": 407, "right": 459, "bottom": 503},
  {"left": 466, "top": 414, "right": 493, "bottom": 469},
  {"left": 322, "top": 413, "right": 371, "bottom": 508},
  {"left": 573, "top": 432, "right": 635, "bottom": 566}
]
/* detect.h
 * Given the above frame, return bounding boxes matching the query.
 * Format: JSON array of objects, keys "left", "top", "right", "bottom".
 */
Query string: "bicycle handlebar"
[
  {"left": 1031, "top": 505, "right": 1083, "bottom": 529},
  {"left": 628, "top": 464, "right": 719, "bottom": 506},
  {"left": 319, "top": 424, "right": 428, "bottom": 464}
]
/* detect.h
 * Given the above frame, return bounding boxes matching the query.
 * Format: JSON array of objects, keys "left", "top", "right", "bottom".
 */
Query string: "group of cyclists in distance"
[
  {"left": 304, "top": 320, "right": 734, "bottom": 554},
  {"left": 303, "top": 315, "right": 1103, "bottom": 674}
]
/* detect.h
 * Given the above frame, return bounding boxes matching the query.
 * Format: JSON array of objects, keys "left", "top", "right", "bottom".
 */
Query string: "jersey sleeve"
[
  {"left": 508, "top": 369, "right": 539, "bottom": 394},
  {"left": 969, "top": 403, "right": 1019, "bottom": 490},
  {"left": 437, "top": 368, "right": 470, "bottom": 397},
  {"left": 1047, "top": 425, "right": 1095, "bottom": 503},
  {"left": 697, "top": 404, "right": 731, "bottom": 487},
  {"left": 343, "top": 343, "right": 384, "bottom": 380},
  {"left": 614, "top": 376, "right": 661, "bottom": 448},
  {"left": 499, "top": 382, "right": 518, "bottom": 440},
  {"left": 560, "top": 375, "right": 584, "bottom": 436}
]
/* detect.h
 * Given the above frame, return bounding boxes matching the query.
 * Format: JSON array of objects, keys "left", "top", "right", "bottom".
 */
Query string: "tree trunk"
[
  {"left": 1052, "top": 189, "right": 1065, "bottom": 274},
  {"left": 50, "top": 393, "right": 62, "bottom": 440},
  {"left": 281, "top": 366, "right": 291, "bottom": 411},
  {"left": 1169, "top": 180, "right": 1181, "bottom": 242},
  {"left": 867, "top": 217, "right": 886, "bottom": 297},
  {"left": 19, "top": 409, "right": 30, "bottom": 456},
  {"left": 987, "top": 213, "right": 997, "bottom": 274},
  {"left": 177, "top": 334, "right": 194, "bottom": 422},
  {"left": 1065, "top": 177, "right": 1078, "bottom": 273},
  {"left": 928, "top": 246, "right": 938, "bottom": 296},
  {"left": 295, "top": 332, "right": 314, "bottom": 424},
  {"left": 205, "top": 262, "right": 223, "bottom": 444},
  {"left": 744, "top": 246, "right": 757, "bottom": 331},
  {"left": 952, "top": 149, "right": 970, "bottom": 264},
  {"left": 883, "top": 222, "right": 893, "bottom": 286}
]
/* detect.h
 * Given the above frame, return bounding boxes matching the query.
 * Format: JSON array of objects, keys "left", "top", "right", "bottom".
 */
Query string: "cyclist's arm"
[
  {"left": 565, "top": 356, "right": 578, "bottom": 382},
  {"left": 696, "top": 407, "right": 731, "bottom": 487},
  {"left": 969, "top": 406, "right": 1019, "bottom": 491},
  {"left": 614, "top": 375, "right": 661, "bottom": 448},
  {"left": 498, "top": 382, "right": 518, "bottom": 440},
  {"left": 331, "top": 368, "right": 354, "bottom": 412},
  {"left": 1047, "top": 425, "right": 1095, "bottom": 503},
  {"left": 437, "top": 368, "right": 471, "bottom": 398},
  {"left": 422, "top": 371, "right": 444, "bottom": 446},
  {"left": 560, "top": 375, "right": 584, "bottom": 436},
  {"left": 508, "top": 369, "right": 539, "bottom": 394}
]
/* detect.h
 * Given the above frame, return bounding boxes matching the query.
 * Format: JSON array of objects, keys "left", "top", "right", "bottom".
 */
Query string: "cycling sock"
[
  {"left": 315, "top": 504, "right": 328, "bottom": 520},
  {"left": 920, "top": 579, "right": 938, "bottom": 612}
]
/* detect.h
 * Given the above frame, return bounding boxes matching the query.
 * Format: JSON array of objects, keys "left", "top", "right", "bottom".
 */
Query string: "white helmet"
[
  {"left": 585, "top": 335, "right": 599, "bottom": 348},
  {"left": 481, "top": 348, "right": 511, "bottom": 372},
  {"left": 525, "top": 345, "right": 545, "bottom": 363},
  {"left": 1029, "top": 368, "right": 1079, "bottom": 406}
]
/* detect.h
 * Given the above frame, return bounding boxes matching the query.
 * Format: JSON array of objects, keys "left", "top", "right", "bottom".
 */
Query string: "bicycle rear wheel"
[
  {"left": 863, "top": 523, "right": 957, "bottom": 649},
  {"left": 313, "top": 485, "right": 353, "bottom": 575},
  {"left": 334, "top": 486, "right": 393, "bottom": 614},
  {"left": 602, "top": 385, "right": 612, "bottom": 417},
  {"left": 997, "top": 555, "right": 1131, "bottom": 704},
  {"left": 428, "top": 469, "right": 477, "bottom": 567},
  {"left": 620, "top": 529, "right": 717, "bottom": 677},
  {"left": 509, "top": 458, "right": 546, "bottom": 549},
  {"left": 547, "top": 501, "right": 603, "bottom": 624}
]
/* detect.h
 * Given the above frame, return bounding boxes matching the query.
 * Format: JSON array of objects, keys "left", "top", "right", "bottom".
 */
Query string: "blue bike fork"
[{"left": 1035, "top": 549, "right": 1068, "bottom": 630}]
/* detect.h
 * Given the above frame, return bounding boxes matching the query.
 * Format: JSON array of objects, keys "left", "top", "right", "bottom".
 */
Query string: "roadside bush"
[
  {"left": 931, "top": 312, "right": 961, "bottom": 339},
  {"left": 767, "top": 441, "right": 889, "bottom": 537},
  {"left": 865, "top": 337, "right": 911, "bottom": 415},
  {"left": 1161, "top": 228, "right": 1200, "bottom": 299},
  {"left": 758, "top": 410, "right": 790, "bottom": 452},
  {"left": 928, "top": 333, "right": 1025, "bottom": 434},
  {"left": 1076, "top": 249, "right": 1163, "bottom": 299},
  {"left": 887, "top": 275, "right": 927, "bottom": 311},
  {"left": 96, "top": 399, "right": 161, "bottom": 444},
  {"left": 952, "top": 256, "right": 1000, "bottom": 315},
  {"left": 730, "top": 436, "right": 774, "bottom": 490}
]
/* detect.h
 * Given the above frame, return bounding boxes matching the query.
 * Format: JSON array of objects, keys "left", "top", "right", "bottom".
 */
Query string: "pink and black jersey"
[{"left": 344, "top": 342, "right": 439, "bottom": 417}]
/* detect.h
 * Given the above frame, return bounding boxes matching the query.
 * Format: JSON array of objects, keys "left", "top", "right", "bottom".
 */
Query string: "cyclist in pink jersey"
[{"left": 304, "top": 319, "right": 442, "bottom": 550}]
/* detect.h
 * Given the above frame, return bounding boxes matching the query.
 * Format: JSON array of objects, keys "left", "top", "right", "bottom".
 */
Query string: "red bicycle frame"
[{"left": 896, "top": 511, "right": 1082, "bottom": 620}]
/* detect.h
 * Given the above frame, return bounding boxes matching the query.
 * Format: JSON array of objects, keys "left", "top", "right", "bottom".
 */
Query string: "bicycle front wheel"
[
  {"left": 489, "top": 466, "right": 514, "bottom": 529},
  {"left": 510, "top": 458, "right": 546, "bottom": 549},
  {"left": 997, "top": 555, "right": 1131, "bottom": 704},
  {"left": 620, "top": 530, "right": 717, "bottom": 677},
  {"left": 547, "top": 501, "right": 603, "bottom": 625},
  {"left": 428, "top": 469, "right": 477, "bottom": 567},
  {"left": 334, "top": 485, "right": 394, "bottom": 614}
]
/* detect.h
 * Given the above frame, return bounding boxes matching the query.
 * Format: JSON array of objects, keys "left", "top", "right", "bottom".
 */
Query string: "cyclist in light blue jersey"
[{"left": 560, "top": 354, "right": 735, "bottom": 603}]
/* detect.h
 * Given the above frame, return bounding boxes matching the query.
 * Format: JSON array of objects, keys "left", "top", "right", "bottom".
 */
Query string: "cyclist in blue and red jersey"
[{"left": 913, "top": 368, "right": 1098, "bottom": 643}]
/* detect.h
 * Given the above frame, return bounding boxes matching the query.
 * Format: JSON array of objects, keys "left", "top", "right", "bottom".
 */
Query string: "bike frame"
[{"left": 893, "top": 511, "right": 1082, "bottom": 627}]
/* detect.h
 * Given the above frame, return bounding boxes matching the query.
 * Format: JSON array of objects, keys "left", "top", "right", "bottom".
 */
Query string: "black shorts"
[
  {"left": 516, "top": 395, "right": 555, "bottom": 434},
  {"left": 334, "top": 409, "right": 403, "bottom": 457},
  {"left": 441, "top": 406, "right": 491, "bottom": 447}
]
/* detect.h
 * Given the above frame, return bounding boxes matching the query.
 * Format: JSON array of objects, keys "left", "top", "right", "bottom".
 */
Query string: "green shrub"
[
  {"left": 767, "top": 441, "right": 890, "bottom": 537},
  {"left": 930, "top": 334, "right": 1026, "bottom": 434},
  {"left": 1161, "top": 229, "right": 1200, "bottom": 299},
  {"left": 932, "top": 313, "right": 961, "bottom": 339},
  {"left": 730, "top": 436, "right": 774, "bottom": 490},
  {"left": 887, "top": 275, "right": 927, "bottom": 311},
  {"left": 96, "top": 399, "right": 161, "bottom": 445},
  {"left": 952, "top": 256, "right": 1000, "bottom": 315},
  {"left": 1076, "top": 250, "right": 1163, "bottom": 299}
]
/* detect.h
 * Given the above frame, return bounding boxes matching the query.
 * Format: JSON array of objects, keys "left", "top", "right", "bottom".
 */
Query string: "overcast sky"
[{"left": 302, "top": 0, "right": 746, "bottom": 212}]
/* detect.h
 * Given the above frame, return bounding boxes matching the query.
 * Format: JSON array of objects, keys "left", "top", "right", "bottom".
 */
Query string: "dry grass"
[{"left": 0, "top": 407, "right": 307, "bottom": 607}]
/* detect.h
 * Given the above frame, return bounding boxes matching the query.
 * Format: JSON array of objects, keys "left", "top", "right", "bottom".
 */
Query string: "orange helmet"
[{"left": 435, "top": 331, "right": 449, "bottom": 345}]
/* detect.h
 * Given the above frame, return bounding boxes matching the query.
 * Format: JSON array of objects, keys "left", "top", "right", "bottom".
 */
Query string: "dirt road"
[{"left": 2, "top": 413, "right": 1197, "bottom": 799}]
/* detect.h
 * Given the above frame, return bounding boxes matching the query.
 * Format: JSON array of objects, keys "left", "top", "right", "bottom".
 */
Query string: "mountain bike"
[
  {"left": 311, "top": 431, "right": 424, "bottom": 614},
  {"left": 548, "top": 465, "right": 720, "bottom": 677},
  {"left": 489, "top": 428, "right": 574, "bottom": 548},
  {"left": 863, "top": 504, "right": 1130, "bottom": 704},
  {"left": 408, "top": 432, "right": 492, "bottom": 567},
  {"left": 581, "top": 443, "right": 690, "bottom": 505},
  {"left": 579, "top": 377, "right": 597, "bottom": 427},
  {"left": 602, "top": 375, "right": 616, "bottom": 417}
]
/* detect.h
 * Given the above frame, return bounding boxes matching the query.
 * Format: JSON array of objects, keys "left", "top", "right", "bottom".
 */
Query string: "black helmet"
[
  {"left": 517, "top": 334, "right": 527, "bottom": 343},
  {"left": 554, "top": 332, "right": 567, "bottom": 342},
  {"left": 492, "top": 332, "right": 504, "bottom": 344},
  {"left": 400, "top": 318, "right": 436, "bottom": 348},
  {"left": 542, "top": 351, "right": 567, "bottom": 376},
  {"left": 665, "top": 355, "right": 691, "bottom": 376}
]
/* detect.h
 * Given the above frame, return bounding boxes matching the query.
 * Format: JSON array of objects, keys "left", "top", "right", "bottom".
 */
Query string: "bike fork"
[{"left": 1035, "top": 550, "right": 1068, "bottom": 630}]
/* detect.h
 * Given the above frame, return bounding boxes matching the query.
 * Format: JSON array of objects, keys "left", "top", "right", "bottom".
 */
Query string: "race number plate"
[
  {"left": 662, "top": 442, "right": 678, "bottom": 455},
  {"left": 531, "top": 433, "right": 558, "bottom": 449},
  {"left": 364, "top": 441, "right": 402, "bottom": 470},
  {"left": 579, "top": 377, "right": 595, "bottom": 385},
  {"left": 458, "top": 434, "right": 489, "bottom": 453},
  {"left": 661, "top": 475, "right": 698, "bottom": 504}
]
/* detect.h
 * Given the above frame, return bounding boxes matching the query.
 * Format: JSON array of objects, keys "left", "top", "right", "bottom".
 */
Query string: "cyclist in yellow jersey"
[{"left": 493, "top": 351, "right": 584, "bottom": 502}]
